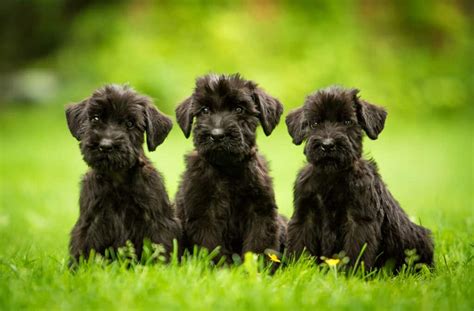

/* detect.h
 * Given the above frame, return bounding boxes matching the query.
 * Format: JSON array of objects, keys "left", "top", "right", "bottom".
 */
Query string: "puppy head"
[
  {"left": 65, "top": 84, "right": 172, "bottom": 171},
  {"left": 286, "top": 86, "right": 387, "bottom": 171},
  {"left": 176, "top": 73, "right": 283, "bottom": 166}
]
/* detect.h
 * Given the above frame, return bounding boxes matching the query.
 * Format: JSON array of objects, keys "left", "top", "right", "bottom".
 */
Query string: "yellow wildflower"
[
  {"left": 267, "top": 253, "right": 281, "bottom": 263},
  {"left": 324, "top": 258, "right": 340, "bottom": 267}
]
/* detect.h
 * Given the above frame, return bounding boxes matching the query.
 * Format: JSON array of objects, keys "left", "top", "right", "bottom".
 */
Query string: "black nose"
[
  {"left": 210, "top": 128, "right": 225, "bottom": 142},
  {"left": 99, "top": 138, "right": 114, "bottom": 152},
  {"left": 320, "top": 139, "right": 335, "bottom": 151}
]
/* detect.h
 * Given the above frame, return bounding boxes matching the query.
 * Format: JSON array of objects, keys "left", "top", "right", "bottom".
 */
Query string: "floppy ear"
[
  {"left": 65, "top": 99, "right": 88, "bottom": 141},
  {"left": 285, "top": 107, "right": 307, "bottom": 145},
  {"left": 355, "top": 98, "right": 387, "bottom": 140},
  {"left": 175, "top": 97, "right": 194, "bottom": 138},
  {"left": 253, "top": 88, "right": 284, "bottom": 136},
  {"left": 144, "top": 102, "right": 173, "bottom": 151}
]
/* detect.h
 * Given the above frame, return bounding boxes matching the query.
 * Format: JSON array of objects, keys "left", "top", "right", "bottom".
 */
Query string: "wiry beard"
[
  {"left": 200, "top": 148, "right": 247, "bottom": 167},
  {"left": 81, "top": 142, "right": 139, "bottom": 172},
  {"left": 305, "top": 140, "right": 357, "bottom": 174},
  {"left": 193, "top": 126, "right": 252, "bottom": 168}
]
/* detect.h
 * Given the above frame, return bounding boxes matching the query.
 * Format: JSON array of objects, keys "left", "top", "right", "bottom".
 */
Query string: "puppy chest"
[
  {"left": 310, "top": 193, "right": 349, "bottom": 226},
  {"left": 90, "top": 189, "right": 154, "bottom": 223}
]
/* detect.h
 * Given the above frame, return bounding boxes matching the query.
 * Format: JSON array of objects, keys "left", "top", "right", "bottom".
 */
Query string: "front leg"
[
  {"left": 343, "top": 216, "right": 382, "bottom": 269},
  {"left": 287, "top": 214, "right": 318, "bottom": 257},
  {"left": 341, "top": 175, "right": 386, "bottom": 269},
  {"left": 70, "top": 173, "right": 111, "bottom": 262},
  {"left": 69, "top": 212, "right": 121, "bottom": 262},
  {"left": 242, "top": 211, "right": 279, "bottom": 255},
  {"left": 141, "top": 216, "right": 183, "bottom": 260},
  {"left": 69, "top": 212, "right": 118, "bottom": 263},
  {"left": 69, "top": 218, "right": 91, "bottom": 261},
  {"left": 177, "top": 186, "right": 232, "bottom": 260},
  {"left": 287, "top": 187, "right": 327, "bottom": 259},
  {"left": 186, "top": 217, "right": 224, "bottom": 252},
  {"left": 186, "top": 216, "right": 231, "bottom": 261},
  {"left": 69, "top": 186, "right": 102, "bottom": 262}
]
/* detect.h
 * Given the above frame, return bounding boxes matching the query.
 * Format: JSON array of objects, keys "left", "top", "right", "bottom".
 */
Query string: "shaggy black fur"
[
  {"left": 285, "top": 86, "right": 434, "bottom": 269},
  {"left": 66, "top": 84, "right": 181, "bottom": 262},
  {"left": 175, "top": 73, "right": 287, "bottom": 262}
]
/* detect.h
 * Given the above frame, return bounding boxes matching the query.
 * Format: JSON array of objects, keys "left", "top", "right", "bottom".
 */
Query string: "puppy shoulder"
[
  {"left": 78, "top": 170, "right": 102, "bottom": 209},
  {"left": 296, "top": 164, "right": 314, "bottom": 185},
  {"left": 294, "top": 164, "right": 315, "bottom": 195},
  {"left": 254, "top": 152, "right": 270, "bottom": 172},
  {"left": 352, "top": 159, "right": 381, "bottom": 184},
  {"left": 139, "top": 160, "right": 165, "bottom": 186},
  {"left": 182, "top": 151, "right": 210, "bottom": 181},
  {"left": 365, "top": 158, "right": 380, "bottom": 174},
  {"left": 80, "top": 170, "right": 98, "bottom": 187},
  {"left": 184, "top": 150, "right": 200, "bottom": 168}
]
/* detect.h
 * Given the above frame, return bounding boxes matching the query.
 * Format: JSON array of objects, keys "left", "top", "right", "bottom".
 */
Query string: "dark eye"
[
  {"left": 91, "top": 115, "right": 100, "bottom": 122},
  {"left": 344, "top": 120, "right": 352, "bottom": 125},
  {"left": 126, "top": 120, "right": 134, "bottom": 129},
  {"left": 234, "top": 106, "right": 244, "bottom": 114},
  {"left": 310, "top": 121, "right": 319, "bottom": 129},
  {"left": 201, "top": 107, "right": 210, "bottom": 114}
]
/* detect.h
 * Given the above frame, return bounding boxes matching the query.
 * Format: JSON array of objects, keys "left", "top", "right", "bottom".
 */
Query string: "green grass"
[{"left": 0, "top": 106, "right": 473, "bottom": 310}]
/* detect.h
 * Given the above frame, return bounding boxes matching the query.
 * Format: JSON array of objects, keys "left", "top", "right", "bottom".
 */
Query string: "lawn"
[{"left": 0, "top": 106, "right": 472, "bottom": 310}]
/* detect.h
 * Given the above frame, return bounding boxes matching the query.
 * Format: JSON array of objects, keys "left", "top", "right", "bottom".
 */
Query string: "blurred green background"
[
  {"left": 0, "top": 0, "right": 473, "bottom": 251},
  {"left": 0, "top": 1, "right": 473, "bottom": 309}
]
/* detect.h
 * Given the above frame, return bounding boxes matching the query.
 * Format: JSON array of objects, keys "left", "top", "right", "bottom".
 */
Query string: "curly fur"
[
  {"left": 285, "top": 86, "right": 434, "bottom": 269},
  {"left": 66, "top": 84, "right": 181, "bottom": 262},
  {"left": 175, "top": 73, "right": 287, "bottom": 262}
]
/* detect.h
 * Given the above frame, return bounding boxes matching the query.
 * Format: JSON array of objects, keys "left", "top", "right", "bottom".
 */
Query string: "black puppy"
[
  {"left": 285, "top": 86, "right": 433, "bottom": 269},
  {"left": 175, "top": 73, "right": 287, "bottom": 262},
  {"left": 66, "top": 84, "right": 181, "bottom": 262}
]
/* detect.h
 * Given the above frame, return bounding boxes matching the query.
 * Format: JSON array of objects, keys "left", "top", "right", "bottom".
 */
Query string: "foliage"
[
  {"left": 2, "top": 1, "right": 472, "bottom": 117},
  {"left": 0, "top": 1, "right": 473, "bottom": 309}
]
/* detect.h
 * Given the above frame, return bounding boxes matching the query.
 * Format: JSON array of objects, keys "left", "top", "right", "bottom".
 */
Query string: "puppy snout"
[
  {"left": 98, "top": 138, "right": 114, "bottom": 152},
  {"left": 210, "top": 128, "right": 225, "bottom": 142},
  {"left": 320, "top": 138, "right": 335, "bottom": 151}
]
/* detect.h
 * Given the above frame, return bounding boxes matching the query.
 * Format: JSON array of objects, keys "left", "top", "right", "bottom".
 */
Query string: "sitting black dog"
[
  {"left": 175, "top": 73, "right": 287, "bottom": 262},
  {"left": 285, "top": 86, "right": 433, "bottom": 269},
  {"left": 66, "top": 84, "right": 181, "bottom": 262}
]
